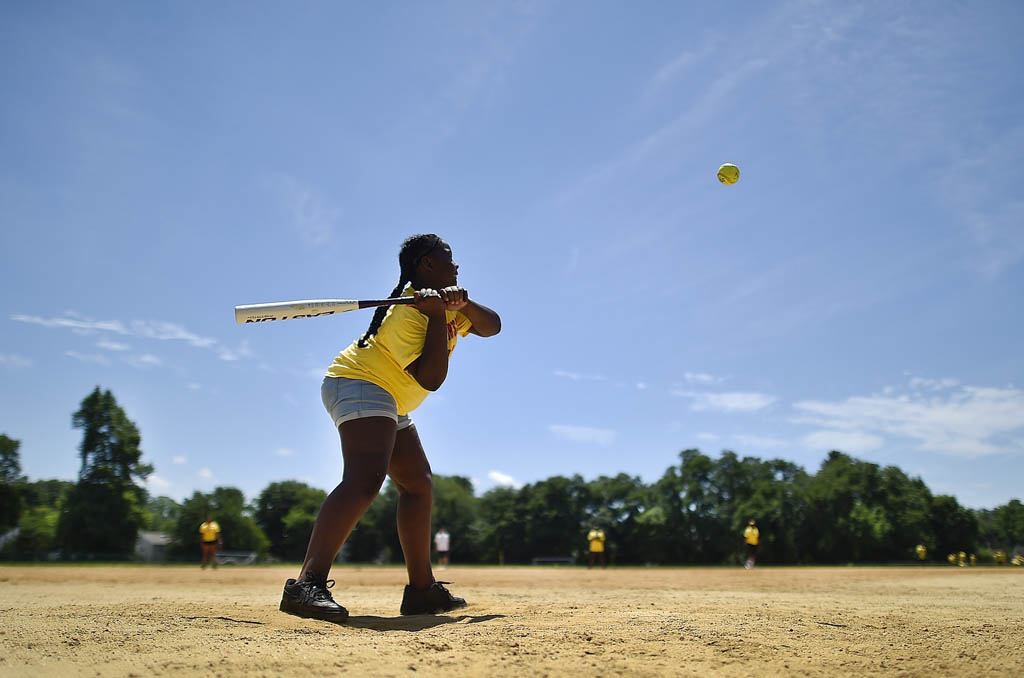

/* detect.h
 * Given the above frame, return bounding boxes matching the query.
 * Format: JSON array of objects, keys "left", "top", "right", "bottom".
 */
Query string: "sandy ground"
[{"left": 0, "top": 564, "right": 1022, "bottom": 677}]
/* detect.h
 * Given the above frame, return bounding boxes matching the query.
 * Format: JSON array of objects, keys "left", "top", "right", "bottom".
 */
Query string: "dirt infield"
[{"left": 1, "top": 564, "right": 1021, "bottom": 677}]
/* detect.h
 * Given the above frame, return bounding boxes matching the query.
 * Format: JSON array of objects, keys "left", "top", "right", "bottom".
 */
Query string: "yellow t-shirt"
[
  {"left": 744, "top": 525, "right": 759, "bottom": 546},
  {"left": 199, "top": 521, "right": 220, "bottom": 542},
  {"left": 326, "top": 288, "right": 473, "bottom": 415},
  {"left": 588, "top": 529, "right": 606, "bottom": 553}
]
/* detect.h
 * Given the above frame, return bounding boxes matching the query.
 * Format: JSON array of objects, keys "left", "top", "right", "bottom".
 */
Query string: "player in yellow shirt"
[
  {"left": 743, "top": 520, "right": 759, "bottom": 569},
  {"left": 587, "top": 528, "right": 606, "bottom": 569},
  {"left": 280, "top": 234, "right": 500, "bottom": 622},
  {"left": 198, "top": 514, "right": 221, "bottom": 570}
]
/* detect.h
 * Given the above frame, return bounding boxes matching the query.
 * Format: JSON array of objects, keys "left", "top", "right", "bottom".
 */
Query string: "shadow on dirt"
[{"left": 343, "top": 613, "right": 506, "bottom": 632}]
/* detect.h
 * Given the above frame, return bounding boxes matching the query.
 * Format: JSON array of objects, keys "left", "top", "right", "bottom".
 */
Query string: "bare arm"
[
  {"left": 461, "top": 299, "right": 501, "bottom": 337},
  {"left": 405, "top": 289, "right": 451, "bottom": 391}
]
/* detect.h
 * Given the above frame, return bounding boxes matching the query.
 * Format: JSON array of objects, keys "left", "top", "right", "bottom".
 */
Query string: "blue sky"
[{"left": 2, "top": 1, "right": 1022, "bottom": 509}]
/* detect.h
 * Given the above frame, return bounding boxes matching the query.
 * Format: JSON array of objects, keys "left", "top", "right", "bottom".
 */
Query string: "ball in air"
[{"left": 717, "top": 163, "right": 740, "bottom": 185}]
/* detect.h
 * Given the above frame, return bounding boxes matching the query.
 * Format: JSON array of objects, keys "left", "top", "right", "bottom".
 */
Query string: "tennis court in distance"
[{"left": 1, "top": 564, "right": 1021, "bottom": 676}]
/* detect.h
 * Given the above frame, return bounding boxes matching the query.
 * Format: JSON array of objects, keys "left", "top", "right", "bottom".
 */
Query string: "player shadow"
[{"left": 343, "top": 613, "right": 506, "bottom": 632}]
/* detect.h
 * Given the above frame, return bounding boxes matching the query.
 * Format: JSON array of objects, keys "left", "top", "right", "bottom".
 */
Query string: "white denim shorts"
[{"left": 321, "top": 376, "right": 413, "bottom": 430}]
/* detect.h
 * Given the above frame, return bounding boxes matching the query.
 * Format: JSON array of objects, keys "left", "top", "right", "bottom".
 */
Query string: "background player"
[
  {"left": 587, "top": 527, "right": 606, "bottom": 568},
  {"left": 743, "top": 520, "right": 759, "bottom": 569},
  {"left": 199, "top": 514, "right": 221, "bottom": 570}
]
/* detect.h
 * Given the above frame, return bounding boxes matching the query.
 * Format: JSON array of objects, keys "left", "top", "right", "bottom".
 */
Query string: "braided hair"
[{"left": 357, "top": 234, "right": 443, "bottom": 348}]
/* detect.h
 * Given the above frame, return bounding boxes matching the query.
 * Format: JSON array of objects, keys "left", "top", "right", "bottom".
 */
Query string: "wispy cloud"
[
  {"left": 12, "top": 312, "right": 248, "bottom": 363},
  {"left": 802, "top": 430, "right": 885, "bottom": 455},
  {"left": 65, "top": 350, "right": 111, "bottom": 366},
  {"left": 671, "top": 390, "right": 776, "bottom": 413},
  {"left": 697, "top": 432, "right": 719, "bottom": 442},
  {"left": 172, "top": 456, "right": 187, "bottom": 464},
  {"left": 549, "top": 424, "right": 616, "bottom": 446},
  {"left": 554, "top": 369, "right": 606, "bottom": 382},
  {"left": 198, "top": 468, "right": 213, "bottom": 480},
  {"left": 0, "top": 353, "right": 32, "bottom": 369},
  {"left": 793, "top": 378, "right": 1024, "bottom": 458},
  {"left": 641, "top": 36, "right": 719, "bottom": 104},
  {"left": 733, "top": 434, "right": 787, "bottom": 449},
  {"left": 488, "top": 470, "right": 523, "bottom": 489},
  {"left": 271, "top": 176, "right": 338, "bottom": 246},
  {"left": 275, "top": 448, "right": 295, "bottom": 457},
  {"left": 684, "top": 372, "right": 726, "bottom": 385},
  {"left": 96, "top": 339, "right": 130, "bottom": 351},
  {"left": 146, "top": 474, "right": 172, "bottom": 490},
  {"left": 124, "top": 354, "right": 163, "bottom": 369}
]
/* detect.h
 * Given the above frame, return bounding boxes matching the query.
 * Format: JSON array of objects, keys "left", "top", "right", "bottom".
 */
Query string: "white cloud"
[
  {"left": 908, "top": 377, "right": 960, "bottom": 392},
  {"left": 671, "top": 390, "right": 777, "bottom": 413},
  {"left": 96, "top": 339, "right": 131, "bottom": 351},
  {"left": 187, "top": 383, "right": 202, "bottom": 391},
  {"left": 275, "top": 448, "right": 295, "bottom": 457},
  {"left": 172, "top": 456, "right": 187, "bottom": 464},
  {"left": 642, "top": 37, "right": 719, "bottom": 103},
  {"left": 802, "top": 430, "right": 885, "bottom": 454},
  {"left": 549, "top": 424, "right": 616, "bottom": 446},
  {"left": 146, "top": 474, "right": 172, "bottom": 490},
  {"left": 0, "top": 353, "right": 32, "bottom": 369},
  {"left": 697, "top": 432, "right": 719, "bottom": 441},
  {"left": 65, "top": 350, "right": 110, "bottom": 366},
  {"left": 198, "top": 468, "right": 213, "bottom": 480},
  {"left": 124, "top": 354, "right": 163, "bottom": 369},
  {"left": 733, "top": 434, "right": 787, "bottom": 449},
  {"left": 11, "top": 312, "right": 252, "bottom": 364},
  {"left": 684, "top": 372, "right": 726, "bottom": 385},
  {"left": 554, "top": 369, "right": 606, "bottom": 382},
  {"left": 793, "top": 379, "right": 1024, "bottom": 458},
  {"left": 272, "top": 176, "right": 337, "bottom": 246},
  {"left": 635, "top": 382, "right": 648, "bottom": 390},
  {"left": 488, "top": 470, "right": 523, "bottom": 489}
]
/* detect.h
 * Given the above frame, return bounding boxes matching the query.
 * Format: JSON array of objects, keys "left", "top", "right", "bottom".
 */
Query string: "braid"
[{"left": 357, "top": 234, "right": 443, "bottom": 348}]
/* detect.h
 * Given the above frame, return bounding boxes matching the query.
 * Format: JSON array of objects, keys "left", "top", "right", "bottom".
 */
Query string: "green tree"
[
  {"left": 0, "top": 434, "right": 25, "bottom": 533},
  {"left": 56, "top": 389, "right": 153, "bottom": 557},
  {"left": 520, "top": 475, "right": 589, "bottom": 561},
  {"left": 145, "top": 496, "right": 181, "bottom": 534},
  {"left": 931, "top": 494, "right": 978, "bottom": 557},
  {"left": 21, "top": 480, "right": 74, "bottom": 509},
  {"left": 11, "top": 507, "right": 60, "bottom": 555},
  {"left": 254, "top": 481, "right": 327, "bottom": 561},
  {"left": 476, "top": 485, "right": 526, "bottom": 564},
  {"left": 978, "top": 499, "right": 1024, "bottom": 553}
]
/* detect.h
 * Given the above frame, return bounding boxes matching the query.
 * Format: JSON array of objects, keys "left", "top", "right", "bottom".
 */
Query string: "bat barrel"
[{"left": 234, "top": 297, "right": 414, "bottom": 324}]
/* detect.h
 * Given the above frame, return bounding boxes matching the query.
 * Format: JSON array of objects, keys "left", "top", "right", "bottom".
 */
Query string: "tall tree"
[
  {"left": 0, "top": 434, "right": 25, "bottom": 533},
  {"left": 56, "top": 388, "right": 153, "bottom": 556},
  {"left": 254, "top": 481, "right": 327, "bottom": 561}
]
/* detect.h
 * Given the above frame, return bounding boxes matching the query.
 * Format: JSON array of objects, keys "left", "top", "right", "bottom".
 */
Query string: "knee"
[
  {"left": 397, "top": 469, "right": 433, "bottom": 498},
  {"left": 341, "top": 468, "right": 389, "bottom": 504}
]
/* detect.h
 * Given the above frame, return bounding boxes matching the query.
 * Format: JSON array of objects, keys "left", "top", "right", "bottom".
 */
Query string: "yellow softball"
[{"left": 717, "top": 163, "right": 740, "bottom": 185}]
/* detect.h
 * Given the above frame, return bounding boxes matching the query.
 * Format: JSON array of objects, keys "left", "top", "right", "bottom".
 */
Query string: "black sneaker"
[
  {"left": 399, "top": 581, "right": 467, "bottom": 615},
  {"left": 279, "top": 577, "right": 349, "bottom": 622}
]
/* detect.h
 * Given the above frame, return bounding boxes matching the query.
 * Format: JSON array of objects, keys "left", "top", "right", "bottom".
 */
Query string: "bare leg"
[
  {"left": 297, "top": 417, "right": 397, "bottom": 581},
  {"left": 388, "top": 424, "right": 435, "bottom": 590}
]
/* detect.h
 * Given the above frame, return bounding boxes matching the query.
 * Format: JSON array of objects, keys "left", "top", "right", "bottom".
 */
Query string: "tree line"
[{"left": 2, "top": 388, "right": 1022, "bottom": 564}]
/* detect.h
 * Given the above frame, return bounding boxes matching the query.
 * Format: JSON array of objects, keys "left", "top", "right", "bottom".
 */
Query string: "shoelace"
[
  {"left": 433, "top": 581, "right": 456, "bottom": 598},
  {"left": 310, "top": 579, "right": 336, "bottom": 602}
]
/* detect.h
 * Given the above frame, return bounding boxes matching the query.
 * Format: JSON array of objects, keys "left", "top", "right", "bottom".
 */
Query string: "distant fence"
[
  {"left": 531, "top": 556, "right": 576, "bottom": 565},
  {"left": 216, "top": 550, "right": 258, "bottom": 565}
]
